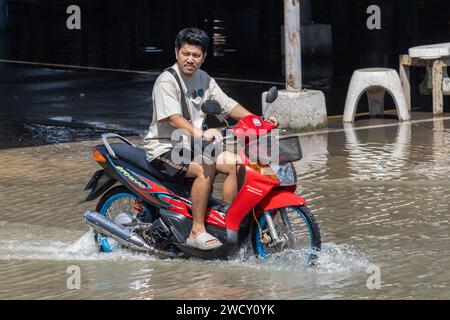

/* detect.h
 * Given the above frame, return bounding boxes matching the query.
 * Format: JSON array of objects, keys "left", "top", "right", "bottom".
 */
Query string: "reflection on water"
[
  {"left": 1, "top": 118, "right": 450, "bottom": 299},
  {"left": 294, "top": 133, "right": 329, "bottom": 181},
  {"left": 308, "top": 118, "right": 450, "bottom": 299},
  {"left": 343, "top": 122, "right": 412, "bottom": 181}
]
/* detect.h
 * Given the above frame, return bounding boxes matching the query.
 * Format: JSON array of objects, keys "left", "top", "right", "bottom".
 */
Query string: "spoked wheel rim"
[
  {"left": 254, "top": 206, "right": 319, "bottom": 264},
  {"left": 100, "top": 193, "right": 137, "bottom": 221},
  {"left": 96, "top": 192, "right": 137, "bottom": 252}
]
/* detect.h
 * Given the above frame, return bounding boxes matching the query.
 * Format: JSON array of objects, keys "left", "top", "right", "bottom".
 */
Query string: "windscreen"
[{"left": 244, "top": 135, "right": 303, "bottom": 165}]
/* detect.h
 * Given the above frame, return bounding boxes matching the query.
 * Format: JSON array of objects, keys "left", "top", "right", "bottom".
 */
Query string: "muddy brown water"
[{"left": 1, "top": 117, "right": 450, "bottom": 299}]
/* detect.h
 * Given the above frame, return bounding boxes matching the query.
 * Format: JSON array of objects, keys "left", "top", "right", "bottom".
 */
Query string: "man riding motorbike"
[{"left": 144, "top": 27, "right": 277, "bottom": 250}]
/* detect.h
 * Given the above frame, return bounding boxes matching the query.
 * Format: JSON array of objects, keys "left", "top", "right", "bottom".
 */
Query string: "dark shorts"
[{"left": 150, "top": 149, "right": 192, "bottom": 182}]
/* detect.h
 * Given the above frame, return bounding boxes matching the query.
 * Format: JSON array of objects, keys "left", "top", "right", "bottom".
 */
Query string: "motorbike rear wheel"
[
  {"left": 94, "top": 186, "right": 152, "bottom": 253},
  {"left": 251, "top": 205, "right": 321, "bottom": 265}
]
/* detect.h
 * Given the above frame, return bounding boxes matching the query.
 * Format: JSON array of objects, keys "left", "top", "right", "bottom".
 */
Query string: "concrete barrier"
[{"left": 262, "top": 89, "right": 327, "bottom": 131}]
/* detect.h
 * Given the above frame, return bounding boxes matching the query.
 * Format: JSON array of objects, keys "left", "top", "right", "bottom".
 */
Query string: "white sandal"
[{"left": 186, "top": 232, "right": 222, "bottom": 250}]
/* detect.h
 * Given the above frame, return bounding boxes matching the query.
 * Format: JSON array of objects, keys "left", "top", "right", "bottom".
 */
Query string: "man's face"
[{"left": 175, "top": 43, "right": 206, "bottom": 77}]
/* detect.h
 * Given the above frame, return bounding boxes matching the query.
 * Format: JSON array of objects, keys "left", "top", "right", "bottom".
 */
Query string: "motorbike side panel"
[
  {"left": 259, "top": 190, "right": 307, "bottom": 211},
  {"left": 225, "top": 163, "right": 280, "bottom": 231}
]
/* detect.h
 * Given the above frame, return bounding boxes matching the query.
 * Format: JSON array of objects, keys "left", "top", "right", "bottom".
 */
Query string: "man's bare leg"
[
  {"left": 185, "top": 156, "right": 220, "bottom": 246},
  {"left": 216, "top": 151, "right": 242, "bottom": 204}
]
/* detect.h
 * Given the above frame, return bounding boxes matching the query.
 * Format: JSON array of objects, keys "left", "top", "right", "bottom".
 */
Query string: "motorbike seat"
[
  {"left": 106, "top": 143, "right": 195, "bottom": 198},
  {"left": 107, "top": 143, "right": 170, "bottom": 181}
]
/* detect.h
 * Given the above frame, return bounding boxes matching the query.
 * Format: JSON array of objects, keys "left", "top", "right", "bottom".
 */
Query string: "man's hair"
[{"left": 175, "top": 28, "right": 209, "bottom": 53}]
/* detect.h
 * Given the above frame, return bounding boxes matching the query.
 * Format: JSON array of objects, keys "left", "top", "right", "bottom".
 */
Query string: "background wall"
[{"left": 2, "top": 0, "right": 450, "bottom": 114}]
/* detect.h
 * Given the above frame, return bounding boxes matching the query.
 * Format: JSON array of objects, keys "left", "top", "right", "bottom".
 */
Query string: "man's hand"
[
  {"left": 265, "top": 116, "right": 278, "bottom": 127},
  {"left": 202, "top": 128, "right": 223, "bottom": 142}
]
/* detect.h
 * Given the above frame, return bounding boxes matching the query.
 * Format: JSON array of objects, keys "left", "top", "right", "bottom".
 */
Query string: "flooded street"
[
  {"left": 1, "top": 0, "right": 450, "bottom": 302},
  {"left": 1, "top": 114, "right": 449, "bottom": 299}
]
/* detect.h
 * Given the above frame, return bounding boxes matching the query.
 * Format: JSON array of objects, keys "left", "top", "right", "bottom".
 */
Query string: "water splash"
[
  {"left": 66, "top": 229, "right": 100, "bottom": 256},
  {"left": 189, "top": 241, "right": 369, "bottom": 276},
  {"left": 1, "top": 224, "right": 369, "bottom": 279},
  {"left": 0, "top": 229, "right": 155, "bottom": 262},
  {"left": 315, "top": 243, "right": 369, "bottom": 273}
]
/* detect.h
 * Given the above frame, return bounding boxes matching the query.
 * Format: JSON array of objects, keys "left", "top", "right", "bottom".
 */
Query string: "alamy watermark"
[
  {"left": 65, "top": 5, "right": 380, "bottom": 32},
  {"left": 366, "top": 265, "right": 381, "bottom": 289},
  {"left": 66, "top": 5, "right": 81, "bottom": 30},
  {"left": 367, "top": 5, "right": 381, "bottom": 30},
  {"left": 66, "top": 265, "right": 81, "bottom": 290}
]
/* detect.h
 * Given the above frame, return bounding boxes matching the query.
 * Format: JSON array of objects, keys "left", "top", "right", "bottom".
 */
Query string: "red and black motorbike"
[{"left": 82, "top": 88, "right": 321, "bottom": 262}]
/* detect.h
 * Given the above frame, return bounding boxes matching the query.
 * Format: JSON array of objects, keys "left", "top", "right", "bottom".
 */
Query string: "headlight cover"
[{"left": 271, "top": 162, "right": 297, "bottom": 186}]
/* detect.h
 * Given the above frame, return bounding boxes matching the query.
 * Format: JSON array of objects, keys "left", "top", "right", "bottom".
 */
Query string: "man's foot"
[{"left": 186, "top": 232, "right": 222, "bottom": 250}]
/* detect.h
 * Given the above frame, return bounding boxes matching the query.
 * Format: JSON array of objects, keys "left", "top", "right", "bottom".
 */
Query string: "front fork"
[{"left": 262, "top": 210, "right": 289, "bottom": 249}]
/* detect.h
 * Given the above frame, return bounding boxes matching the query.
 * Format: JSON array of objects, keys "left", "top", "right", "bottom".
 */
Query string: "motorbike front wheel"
[{"left": 251, "top": 205, "right": 321, "bottom": 264}]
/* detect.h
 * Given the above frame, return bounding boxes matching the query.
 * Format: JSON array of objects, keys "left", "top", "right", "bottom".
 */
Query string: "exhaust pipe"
[{"left": 83, "top": 210, "right": 154, "bottom": 252}]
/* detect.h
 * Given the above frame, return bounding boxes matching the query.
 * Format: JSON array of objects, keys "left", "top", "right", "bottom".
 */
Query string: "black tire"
[{"left": 251, "top": 205, "right": 321, "bottom": 264}]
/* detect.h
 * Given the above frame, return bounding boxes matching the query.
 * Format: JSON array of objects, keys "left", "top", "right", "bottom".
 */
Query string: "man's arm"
[
  {"left": 228, "top": 103, "right": 278, "bottom": 126},
  {"left": 167, "top": 114, "right": 222, "bottom": 141},
  {"left": 228, "top": 104, "right": 252, "bottom": 121},
  {"left": 168, "top": 114, "right": 203, "bottom": 137}
]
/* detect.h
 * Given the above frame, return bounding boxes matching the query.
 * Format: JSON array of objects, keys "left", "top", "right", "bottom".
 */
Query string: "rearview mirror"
[
  {"left": 266, "top": 86, "right": 278, "bottom": 103},
  {"left": 201, "top": 100, "right": 222, "bottom": 115}
]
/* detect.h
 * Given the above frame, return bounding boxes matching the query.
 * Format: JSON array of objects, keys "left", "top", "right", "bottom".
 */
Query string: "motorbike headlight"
[{"left": 271, "top": 163, "right": 297, "bottom": 185}]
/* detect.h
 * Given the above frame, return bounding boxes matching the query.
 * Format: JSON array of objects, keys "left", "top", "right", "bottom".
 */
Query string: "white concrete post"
[
  {"left": 263, "top": 0, "right": 327, "bottom": 130},
  {"left": 284, "top": 0, "right": 302, "bottom": 91}
]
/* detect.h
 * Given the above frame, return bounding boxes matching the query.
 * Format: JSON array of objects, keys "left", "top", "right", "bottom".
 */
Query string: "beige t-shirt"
[{"left": 144, "top": 63, "right": 238, "bottom": 162}]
